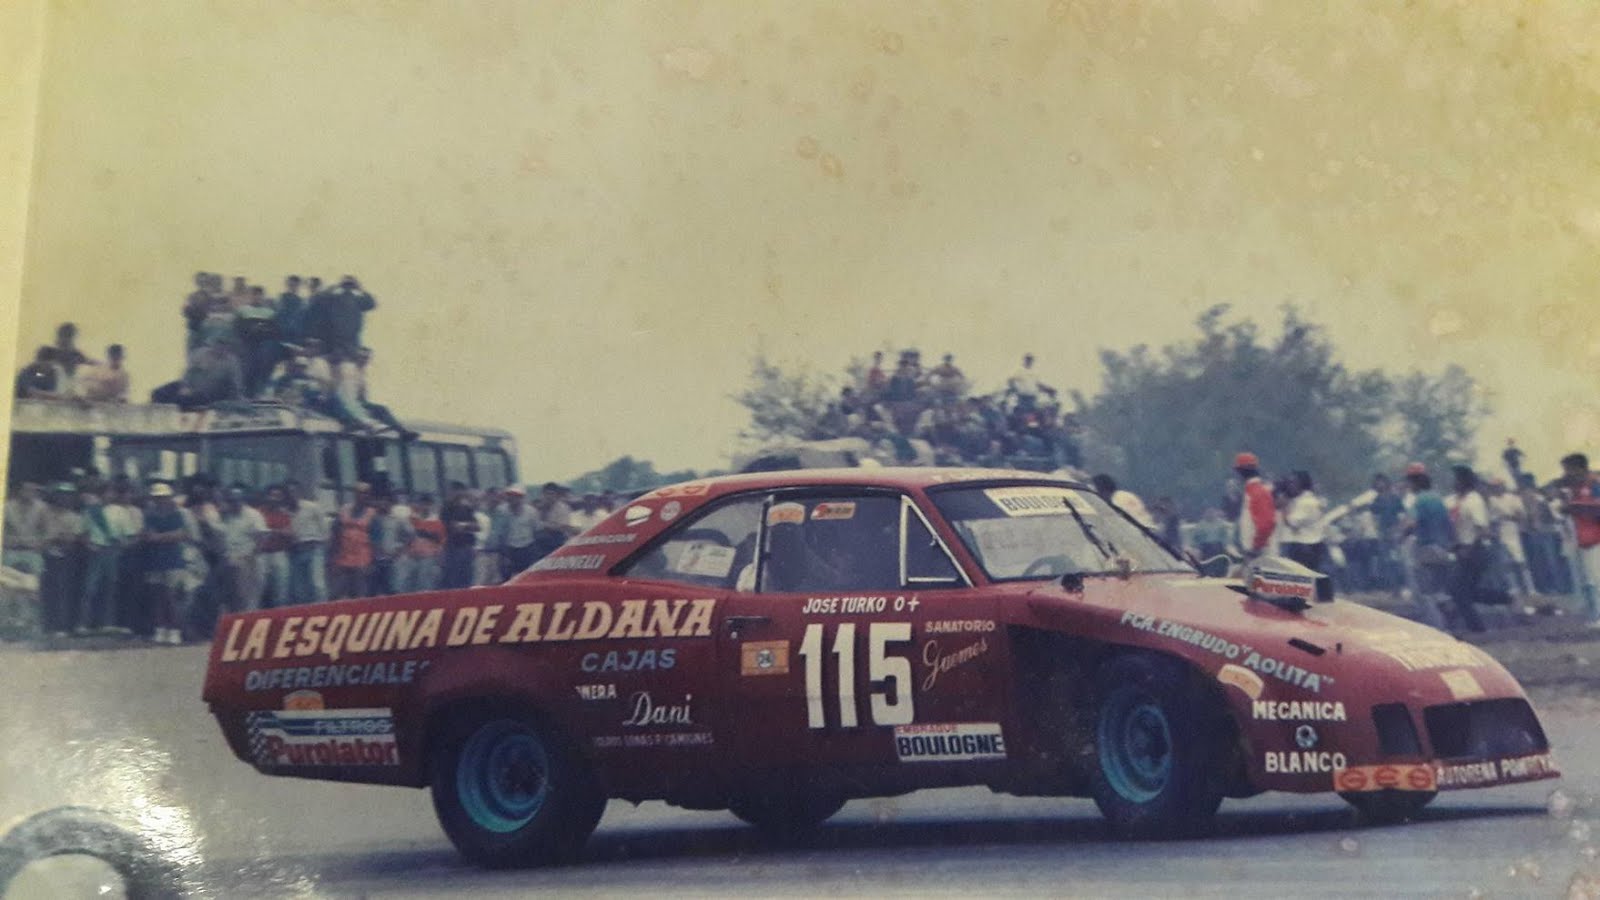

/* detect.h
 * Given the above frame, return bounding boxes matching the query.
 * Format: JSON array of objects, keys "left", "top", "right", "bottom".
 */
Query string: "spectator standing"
[
  {"left": 1231, "top": 453, "right": 1276, "bottom": 562},
  {"left": 183, "top": 272, "right": 212, "bottom": 349},
  {"left": 108, "top": 481, "right": 146, "bottom": 634},
  {"left": 473, "top": 490, "right": 505, "bottom": 586},
  {"left": 1369, "top": 474, "right": 1405, "bottom": 590},
  {"left": 52, "top": 323, "right": 93, "bottom": 394},
  {"left": 3, "top": 482, "right": 47, "bottom": 576},
  {"left": 140, "top": 484, "right": 189, "bottom": 644},
  {"left": 1150, "top": 496, "right": 1182, "bottom": 549},
  {"left": 399, "top": 494, "right": 445, "bottom": 592},
  {"left": 1559, "top": 453, "right": 1600, "bottom": 624},
  {"left": 1090, "top": 474, "right": 1155, "bottom": 530},
  {"left": 368, "top": 493, "right": 413, "bottom": 596},
  {"left": 330, "top": 484, "right": 376, "bottom": 600},
  {"left": 77, "top": 485, "right": 123, "bottom": 634},
  {"left": 1404, "top": 466, "right": 1452, "bottom": 629},
  {"left": 928, "top": 353, "right": 968, "bottom": 399},
  {"left": 863, "top": 351, "right": 888, "bottom": 399},
  {"left": 440, "top": 482, "right": 479, "bottom": 589},
  {"left": 287, "top": 481, "right": 330, "bottom": 604},
  {"left": 1521, "top": 473, "right": 1564, "bottom": 594},
  {"left": 1486, "top": 478, "right": 1534, "bottom": 597},
  {"left": 532, "top": 483, "right": 575, "bottom": 562},
  {"left": 322, "top": 275, "right": 376, "bottom": 356},
  {"left": 1444, "top": 466, "right": 1491, "bottom": 632},
  {"left": 1006, "top": 353, "right": 1043, "bottom": 414},
  {"left": 276, "top": 275, "right": 307, "bottom": 344},
  {"left": 1280, "top": 471, "right": 1330, "bottom": 572},
  {"left": 237, "top": 290, "right": 282, "bottom": 397},
  {"left": 211, "top": 488, "right": 267, "bottom": 613},
  {"left": 39, "top": 483, "right": 86, "bottom": 636},
  {"left": 501, "top": 487, "right": 541, "bottom": 576},
  {"left": 1190, "top": 508, "right": 1232, "bottom": 577},
  {"left": 257, "top": 486, "right": 294, "bottom": 608}
]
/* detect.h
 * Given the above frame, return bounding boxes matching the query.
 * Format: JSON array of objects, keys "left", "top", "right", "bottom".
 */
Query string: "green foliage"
[
  {"left": 731, "top": 354, "right": 836, "bottom": 443},
  {"left": 1075, "top": 305, "right": 1490, "bottom": 514}
]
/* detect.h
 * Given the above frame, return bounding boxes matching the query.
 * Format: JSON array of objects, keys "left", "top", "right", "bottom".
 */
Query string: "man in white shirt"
[
  {"left": 1486, "top": 478, "right": 1534, "bottom": 596},
  {"left": 1279, "top": 471, "right": 1329, "bottom": 572},
  {"left": 1445, "top": 465, "right": 1491, "bottom": 633},
  {"left": 213, "top": 487, "right": 268, "bottom": 612},
  {"left": 286, "top": 480, "right": 330, "bottom": 604},
  {"left": 501, "top": 487, "right": 542, "bottom": 576},
  {"left": 1007, "top": 353, "right": 1041, "bottom": 413}
]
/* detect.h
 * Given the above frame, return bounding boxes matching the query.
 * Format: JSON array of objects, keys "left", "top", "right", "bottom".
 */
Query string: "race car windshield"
[{"left": 930, "top": 484, "right": 1188, "bottom": 581}]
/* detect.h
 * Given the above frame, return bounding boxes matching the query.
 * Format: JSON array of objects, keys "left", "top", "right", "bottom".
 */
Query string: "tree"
[
  {"left": 1074, "top": 305, "right": 1489, "bottom": 514},
  {"left": 731, "top": 354, "right": 836, "bottom": 444}
]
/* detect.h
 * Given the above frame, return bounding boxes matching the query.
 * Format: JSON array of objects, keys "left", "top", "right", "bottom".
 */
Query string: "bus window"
[
  {"left": 384, "top": 442, "right": 405, "bottom": 492},
  {"left": 336, "top": 439, "right": 357, "bottom": 489},
  {"left": 474, "top": 449, "right": 508, "bottom": 489},
  {"left": 159, "top": 450, "right": 177, "bottom": 481},
  {"left": 441, "top": 446, "right": 472, "bottom": 488},
  {"left": 409, "top": 444, "right": 440, "bottom": 498},
  {"left": 182, "top": 451, "right": 199, "bottom": 477}
]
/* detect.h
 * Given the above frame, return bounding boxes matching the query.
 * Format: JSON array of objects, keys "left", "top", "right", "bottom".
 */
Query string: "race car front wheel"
[
  {"left": 1340, "top": 789, "right": 1435, "bottom": 824},
  {"left": 429, "top": 712, "right": 605, "bottom": 868},
  {"left": 1089, "top": 653, "right": 1227, "bottom": 838}
]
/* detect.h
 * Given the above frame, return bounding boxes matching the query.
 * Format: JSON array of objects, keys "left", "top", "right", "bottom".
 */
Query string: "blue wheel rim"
[
  {"left": 1098, "top": 687, "right": 1173, "bottom": 803},
  {"left": 456, "top": 722, "right": 550, "bottom": 833}
]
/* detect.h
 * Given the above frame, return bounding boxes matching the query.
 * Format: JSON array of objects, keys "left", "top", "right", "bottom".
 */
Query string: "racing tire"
[
  {"left": 429, "top": 712, "right": 605, "bottom": 868},
  {"left": 728, "top": 793, "right": 845, "bottom": 838},
  {"left": 1089, "top": 653, "right": 1228, "bottom": 839},
  {"left": 1339, "top": 789, "right": 1436, "bottom": 824}
]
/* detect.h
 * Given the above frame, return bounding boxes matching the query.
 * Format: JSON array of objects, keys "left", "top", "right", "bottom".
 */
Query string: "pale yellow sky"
[{"left": 9, "top": 1, "right": 1600, "bottom": 482}]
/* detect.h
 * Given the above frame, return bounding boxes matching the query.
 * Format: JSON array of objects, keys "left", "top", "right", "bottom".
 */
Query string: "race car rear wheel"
[
  {"left": 429, "top": 712, "right": 604, "bottom": 868},
  {"left": 1339, "top": 789, "right": 1435, "bottom": 824},
  {"left": 1090, "top": 653, "right": 1227, "bottom": 838},
  {"left": 728, "top": 793, "right": 845, "bottom": 838}
]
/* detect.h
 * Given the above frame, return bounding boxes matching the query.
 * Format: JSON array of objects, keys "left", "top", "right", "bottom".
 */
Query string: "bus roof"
[{"left": 8, "top": 399, "right": 514, "bottom": 443}]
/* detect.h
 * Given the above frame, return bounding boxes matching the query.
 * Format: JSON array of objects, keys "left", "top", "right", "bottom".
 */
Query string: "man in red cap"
[{"left": 1233, "top": 452, "right": 1276, "bottom": 561}]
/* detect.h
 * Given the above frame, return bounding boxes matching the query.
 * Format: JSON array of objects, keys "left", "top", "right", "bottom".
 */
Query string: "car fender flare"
[{"left": 411, "top": 649, "right": 572, "bottom": 786}]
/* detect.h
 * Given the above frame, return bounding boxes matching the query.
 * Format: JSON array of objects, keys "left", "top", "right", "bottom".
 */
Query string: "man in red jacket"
[
  {"left": 1233, "top": 452, "right": 1276, "bottom": 561},
  {"left": 1559, "top": 453, "right": 1600, "bottom": 624}
]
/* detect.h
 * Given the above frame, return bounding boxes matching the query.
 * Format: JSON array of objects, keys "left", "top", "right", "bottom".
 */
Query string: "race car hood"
[{"left": 1014, "top": 570, "right": 1515, "bottom": 702}]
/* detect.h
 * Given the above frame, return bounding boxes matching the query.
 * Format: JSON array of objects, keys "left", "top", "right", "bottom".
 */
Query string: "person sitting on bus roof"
[
  {"left": 333, "top": 347, "right": 417, "bottom": 440},
  {"left": 151, "top": 341, "right": 244, "bottom": 411},
  {"left": 76, "top": 344, "right": 130, "bottom": 404},
  {"left": 15, "top": 346, "right": 64, "bottom": 400}
]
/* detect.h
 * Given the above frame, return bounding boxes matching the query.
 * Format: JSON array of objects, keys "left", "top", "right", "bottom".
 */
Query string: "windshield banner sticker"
[{"left": 984, "top": 486, "right": 1092, "bottom": 517}]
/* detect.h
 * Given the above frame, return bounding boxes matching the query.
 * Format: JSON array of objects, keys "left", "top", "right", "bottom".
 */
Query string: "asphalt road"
[{"left": 4, "top": 644, "right": 1599, "bottom": 899}]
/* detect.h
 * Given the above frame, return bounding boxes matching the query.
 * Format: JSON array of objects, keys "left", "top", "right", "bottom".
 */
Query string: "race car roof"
[{"left": 642, "top": 466, "right": 1086, "bottom": 499}]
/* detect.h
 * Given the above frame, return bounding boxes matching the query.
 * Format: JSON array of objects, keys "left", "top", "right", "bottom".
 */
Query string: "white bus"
[{"left": 6, "top": 399, "right": 517, "bottom": 506}]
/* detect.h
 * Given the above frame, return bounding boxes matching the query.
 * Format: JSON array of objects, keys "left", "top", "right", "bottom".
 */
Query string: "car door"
[{"left": 718, "top": 490, "right": 1011, "bottom": 774}]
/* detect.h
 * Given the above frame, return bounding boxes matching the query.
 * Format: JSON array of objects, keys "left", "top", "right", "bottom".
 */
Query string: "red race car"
[{"left": 202, "top": 469, "right": 1557, "bottom": 867}]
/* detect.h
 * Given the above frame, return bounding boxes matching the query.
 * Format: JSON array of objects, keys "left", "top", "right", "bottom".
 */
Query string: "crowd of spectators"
[
  {"left": 813, "top": 349, "right": 1082, "bottom": 470},
  {"left": 0, "top": 471, "right": 619, "bottom": 645},
  {"left": 153, "top": 271, "right": 415, "bottom": 437},
  {"left": 13, "top": 273, "right": 414, "bottom": 439},
  {"left": 1140, "top": 446, "right": 1600, "bottom": 636}
]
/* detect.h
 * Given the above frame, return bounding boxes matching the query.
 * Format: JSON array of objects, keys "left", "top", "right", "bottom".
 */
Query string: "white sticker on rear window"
[
  {"left": 983, "top": 486, "right": 1093, "bottom": 517},
  {"left": 670, "top": 541, "right": 736, "bottom": 578}
]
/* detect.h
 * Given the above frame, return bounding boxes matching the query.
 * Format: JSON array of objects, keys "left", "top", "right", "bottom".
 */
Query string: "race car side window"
[
  {"left": 760, "top": 495, "right": 902, "bottom": 593},
  {"left": 617, "top": 496, "right": 763, "bottom": 589},
  {"left": 902, "top": 497, "right": 965, "bottom": 586}
]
